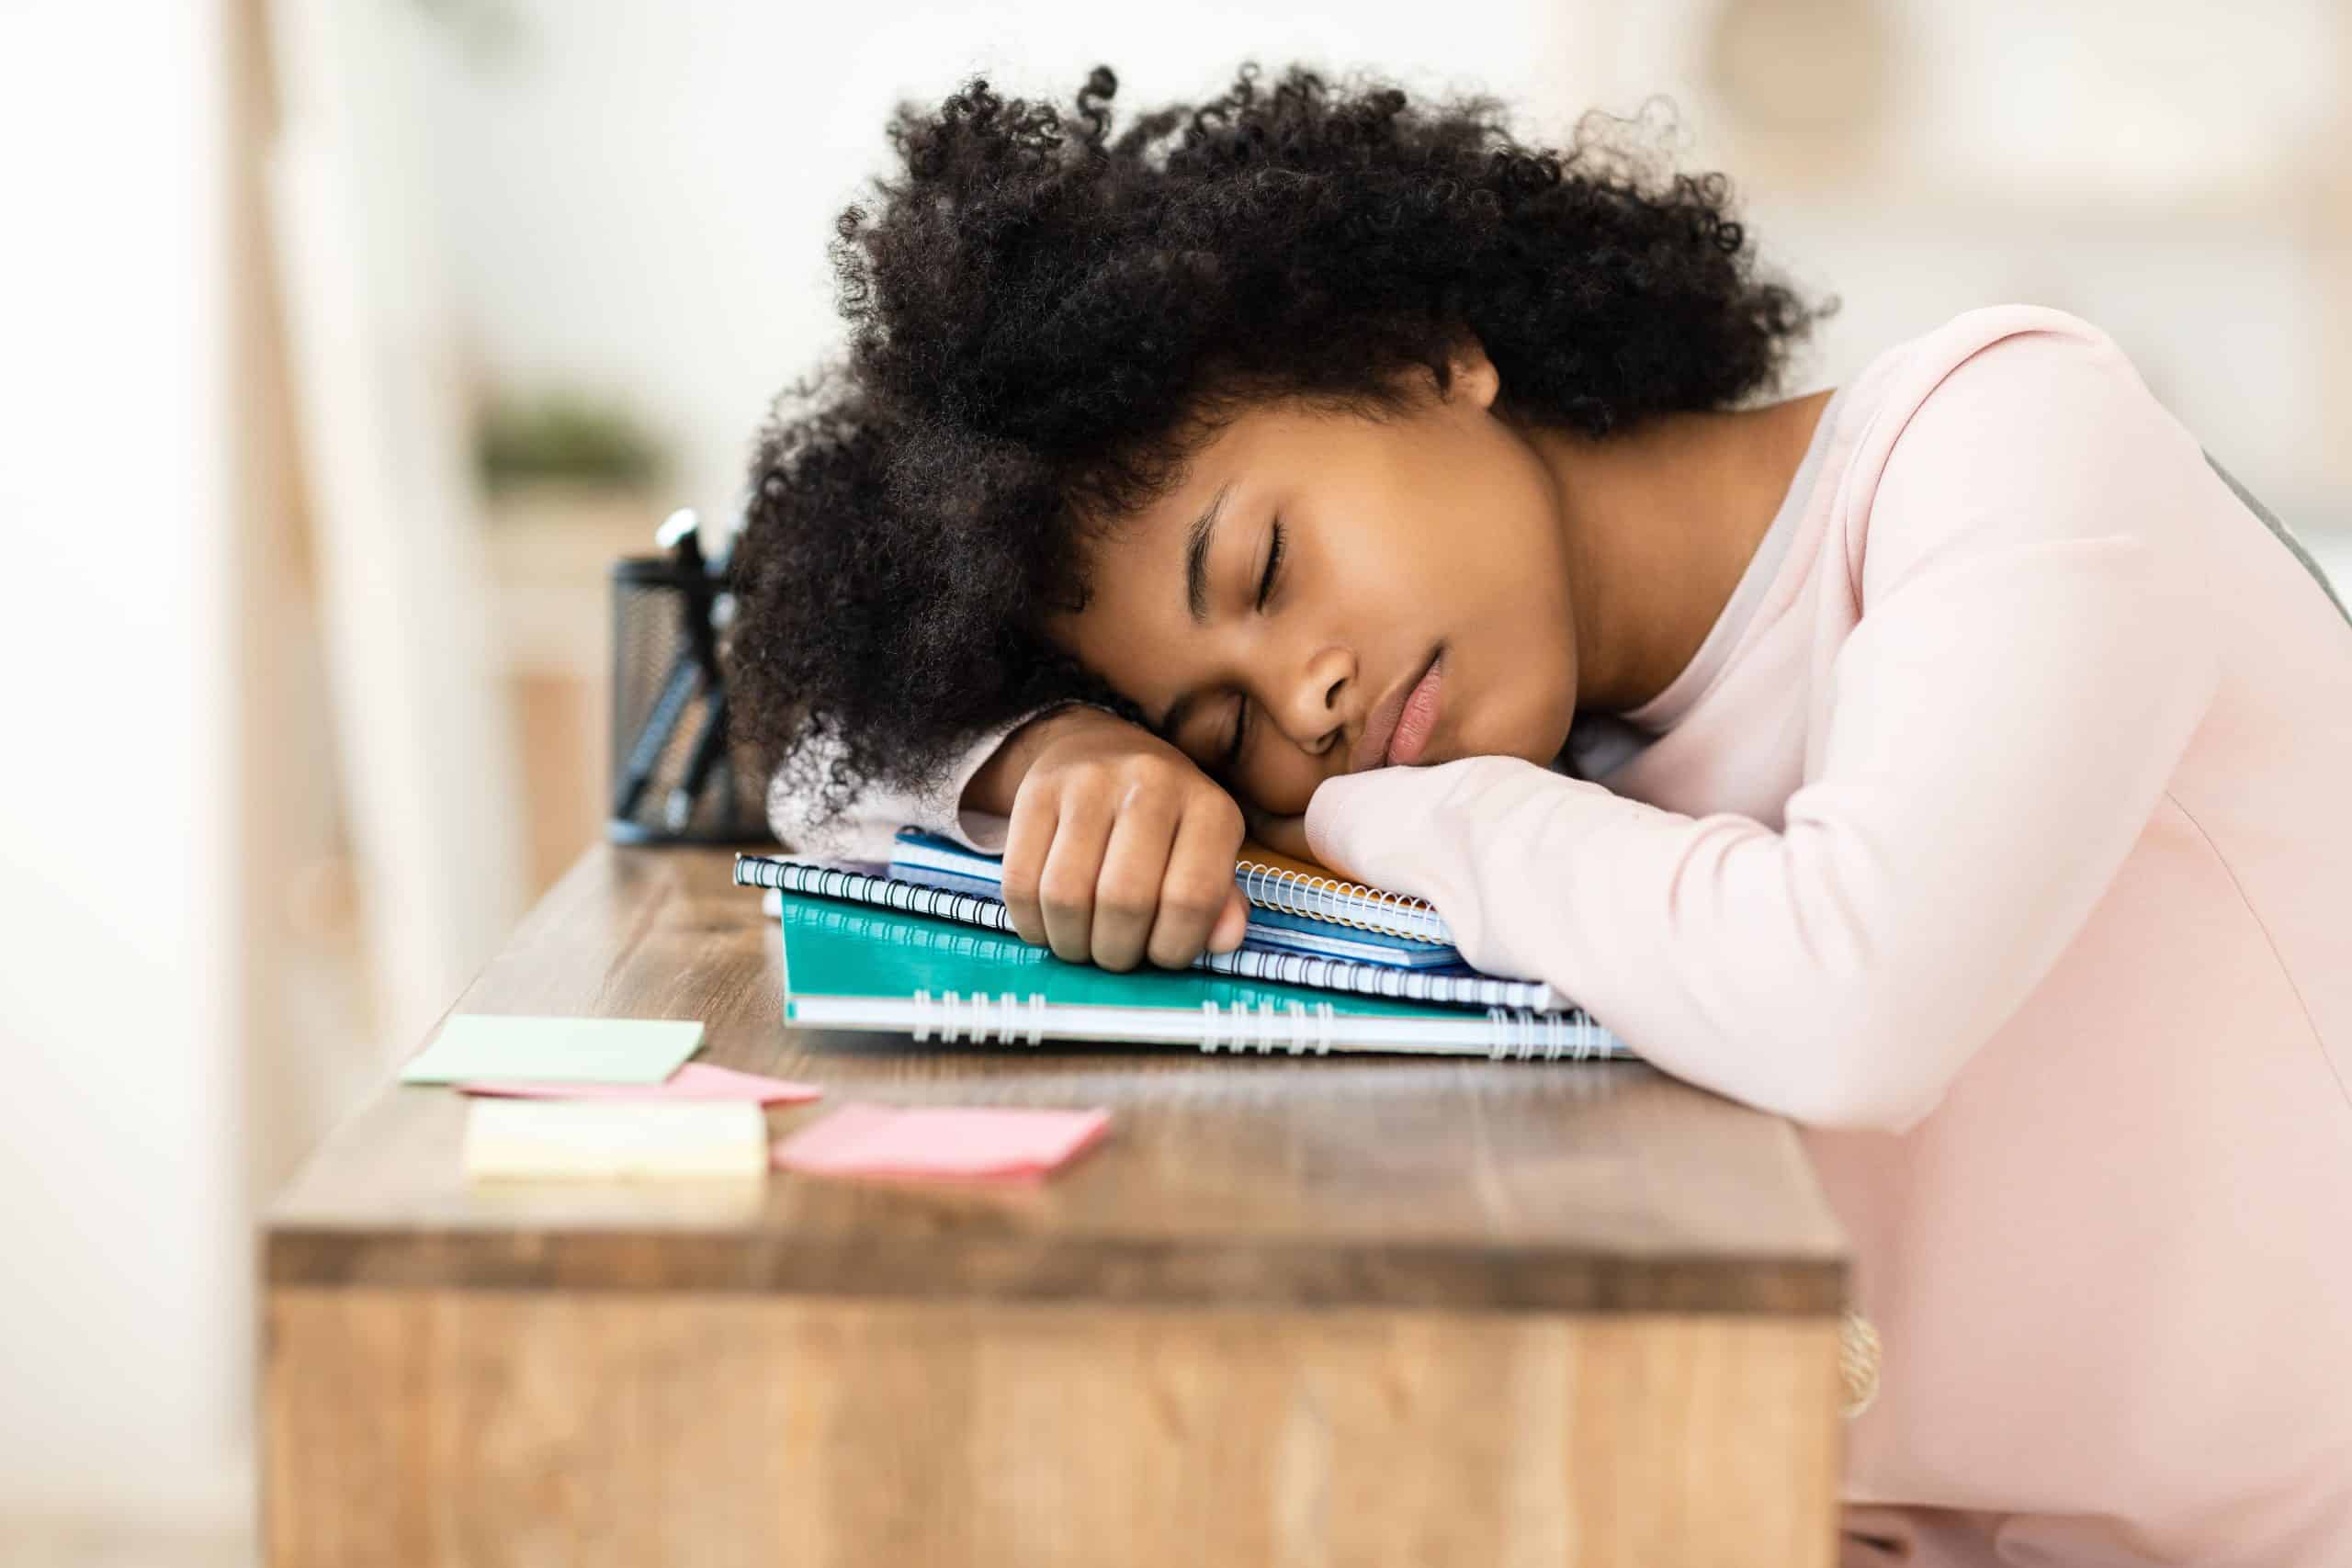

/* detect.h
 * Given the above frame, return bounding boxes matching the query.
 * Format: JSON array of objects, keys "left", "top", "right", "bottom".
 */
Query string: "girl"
[{"left": 730, "top": 64, "right": 2352, "bottom": 1565}]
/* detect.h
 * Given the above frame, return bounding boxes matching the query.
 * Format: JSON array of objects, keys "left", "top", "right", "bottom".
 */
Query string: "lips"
[
  {"left": 1351, "top": 647, "right": 1443, "bottom": 773},
  {"left": 1387, "top": 652, "right": 1445, "bottom": 765}
]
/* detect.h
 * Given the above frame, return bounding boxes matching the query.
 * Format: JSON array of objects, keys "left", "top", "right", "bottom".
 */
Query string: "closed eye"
[
  {"left": 1213, "top": 519, "right": 1284, "bottom": 771},
  {"left": 1256, "top": 518, "right": 1285, "bottom": 610}
]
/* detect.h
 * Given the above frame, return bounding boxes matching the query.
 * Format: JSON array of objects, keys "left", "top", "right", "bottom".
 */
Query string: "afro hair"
[{"left": 729, "top": 62, "right": 1829, "bottom": 829}]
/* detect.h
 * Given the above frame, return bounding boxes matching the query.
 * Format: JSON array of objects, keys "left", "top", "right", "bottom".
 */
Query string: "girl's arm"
[{"left": 1302, "top": 320, "right": 2223, "bottom": 1132}]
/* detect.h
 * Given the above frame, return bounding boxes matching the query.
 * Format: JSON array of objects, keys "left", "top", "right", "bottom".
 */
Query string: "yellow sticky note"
[{"left": 463, "top": 1100, "right": 767, "bottom": 1181}]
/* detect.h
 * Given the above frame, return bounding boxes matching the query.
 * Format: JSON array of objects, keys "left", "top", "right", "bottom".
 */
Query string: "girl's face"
[{"left": 1053, "top": 342, "right": 1581, "bottom": 816}]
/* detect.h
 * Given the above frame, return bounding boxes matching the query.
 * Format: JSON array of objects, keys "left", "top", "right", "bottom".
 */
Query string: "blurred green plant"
[
  {"left": 476, "top": 392, "right": 669, "bottom": 494},
  {"left": 408, "top": 0, "right": 527, "bottom": 69}
]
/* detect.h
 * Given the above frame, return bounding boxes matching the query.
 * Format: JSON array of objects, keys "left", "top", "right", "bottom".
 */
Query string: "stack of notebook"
[
  {"left": 889, "top": 831, "right": 1461, "bottom": 968},
  {"left": 735, "top": 829, "right": 1630, "bottom": 1060}
]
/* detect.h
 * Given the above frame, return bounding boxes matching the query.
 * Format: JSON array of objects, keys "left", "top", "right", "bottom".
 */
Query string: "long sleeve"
[
  {"left": 764, "top": 709, "right": 1053, "bottom": 863},
  {"left": 1305, "top": 323, "right": 2223, "bottom": 1132}
]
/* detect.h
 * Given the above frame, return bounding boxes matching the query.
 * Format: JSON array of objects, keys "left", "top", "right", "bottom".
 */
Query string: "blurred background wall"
[
  {"left": 2, "top": 1, "right": 2345, "bottom": 1562},
  {"left": 1, "top": 4, "right": 248, "bottom": 1562},
  {"left": 417, "top": 0, "right": 2352, "bottom": 541}
]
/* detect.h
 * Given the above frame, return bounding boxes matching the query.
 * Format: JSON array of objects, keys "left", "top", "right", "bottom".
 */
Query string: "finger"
[
  {"left": 999, "top": 781, "right": 1059, "bottom": 946},
  {"left": 1207, "top": 886, "right": 1250, "bottom": 953},
  {"left": 1091, "top": 792, "right": 1182, "bottom": 972},
  {"left": 1147, "top": 799, "right": 1247, "bottom": 968},
  {"left": 1243, "top": 805, "right": 1317, "bottom": 864},
  {"left": 1036, "top": 787, "right": 1117, "bottom": 963}
]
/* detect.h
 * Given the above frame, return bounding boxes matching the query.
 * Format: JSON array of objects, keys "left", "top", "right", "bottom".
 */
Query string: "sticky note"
[
  {"left": 401, "top": 1014, "right": 703, "bottom": 1086},
  {"left": 458, "top": 1062, "right": 821, "bottom": 1105},
  {"left": 464, "top": 1100, "right": 768, "bottom": 1180},
  {"left": 773, "top": 1102, "right": 1111, "bottom": 1182}
]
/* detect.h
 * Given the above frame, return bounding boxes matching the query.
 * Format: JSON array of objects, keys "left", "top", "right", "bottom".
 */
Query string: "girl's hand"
[{"left": 992, "top": 709, "right": 1251, "bottom": 970}]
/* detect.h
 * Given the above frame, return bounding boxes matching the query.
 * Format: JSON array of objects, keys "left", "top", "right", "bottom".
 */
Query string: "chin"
[
  {"left": 1510, "top": 698, "right": 1577, "bottom": 768},
  {"left": 1443, "top": 659, "right": 1573, "bottom": 769}
]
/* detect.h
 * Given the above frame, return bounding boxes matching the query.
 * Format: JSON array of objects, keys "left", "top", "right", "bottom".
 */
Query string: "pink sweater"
[{"left": 770, "top": 307, "right": 2352, "bottom": 1563}]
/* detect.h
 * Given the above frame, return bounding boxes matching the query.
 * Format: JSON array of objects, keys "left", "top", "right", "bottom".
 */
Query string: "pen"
[
  {"left": 615, "top": 659, "right": 701, "bottom": 820},
  {"left": 666, "top": 691, "right": 729, "bottom": 831},
  {"left": 613, "top": 512, "right": 717, "bottom": 822}
]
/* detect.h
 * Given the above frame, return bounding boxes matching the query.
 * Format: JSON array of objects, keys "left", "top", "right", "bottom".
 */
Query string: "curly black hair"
[{"left": 729, "top": 62, "right": 1829, "bottom": 829}]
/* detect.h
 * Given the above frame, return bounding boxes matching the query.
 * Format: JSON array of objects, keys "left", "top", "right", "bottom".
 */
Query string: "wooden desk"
[{"left": 264, "top": 847, "right": 1849, "bottom": 1567}]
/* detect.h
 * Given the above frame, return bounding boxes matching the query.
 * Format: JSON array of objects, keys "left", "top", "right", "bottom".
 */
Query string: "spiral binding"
[
  {"left": 735, "top": 857, "right": 1016, "bottom": 935},
  {"left": 1478, "top": 1006, "right": 1615, "bottom": 1062},
  {"left": 1194, "top": 998, "right": 1339, "bottom": 1055},
  {"left": 1233, "top": 859, "right": 1449, "bottom": 943},
  {"left": 909, "top": 989, "right": 1046, "bottom": 1046},
  {"left": 888, "top": 991, "right": 1611, "bottom": 1060}
]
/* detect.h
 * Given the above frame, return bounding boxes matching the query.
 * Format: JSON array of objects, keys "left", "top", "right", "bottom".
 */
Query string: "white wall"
[
  {"left": 1597, "top": 0, "right": 2348, "bottom": 525},
  {"left": 411, "top": 0, "right": 2350, "bottom": 533},
  {"left": 0, "top": 0, "right": 245, "bottom": 1530},
  {"left": 410, "top": 0, "right": 1585, "bottom": 531}
]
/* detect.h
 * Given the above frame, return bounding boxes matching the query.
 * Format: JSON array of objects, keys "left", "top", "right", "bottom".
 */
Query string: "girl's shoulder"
[
  {"left": 1836, "top": 302, "right": 2172, "bottom": 502},
  {"left": 1832, "top": 304, "right": 2213, "bottom": 601},
  {"left": 1849, "top": 303, "right": 2146, "bottom": 434}
]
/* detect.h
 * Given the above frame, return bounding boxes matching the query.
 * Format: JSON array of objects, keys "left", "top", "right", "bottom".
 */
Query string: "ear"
[{"left": 1442, "top": 334, "right": 1501, "bottom": 412}]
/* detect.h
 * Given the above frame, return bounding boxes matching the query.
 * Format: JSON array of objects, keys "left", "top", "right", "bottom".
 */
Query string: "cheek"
[{"left": 1236, "top": 743, "right": 1326, "bottom": 817}]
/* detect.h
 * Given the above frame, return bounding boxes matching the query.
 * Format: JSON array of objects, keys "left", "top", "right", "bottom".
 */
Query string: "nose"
[{"left": 1270, "top": 643, "right": 1353, "bottom": 754}]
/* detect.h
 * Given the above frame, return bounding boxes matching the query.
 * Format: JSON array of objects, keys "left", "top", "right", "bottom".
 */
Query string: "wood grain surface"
[
  {"left": 266, "top": 1289, "right": 1844, "bottom": 1568},
  {"left": 264, "top": 847, "right": 1848, "bottom": 1315}
]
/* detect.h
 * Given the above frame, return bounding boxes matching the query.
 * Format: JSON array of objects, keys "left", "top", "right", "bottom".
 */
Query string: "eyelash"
[
  {"left": 1256, "top": 519, "right": 1285, "bottom": 610},
  {"left": 1222, "top": 519, "right": 1287, "bottom": 768}
]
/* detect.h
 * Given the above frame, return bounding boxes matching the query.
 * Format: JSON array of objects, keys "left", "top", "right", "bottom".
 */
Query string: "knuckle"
[
  {"left": 1068, "top": 759, "right": 1117, "bottom": 795},
  {"left": 1147, "top": 933, "right": 1204, "bottom": 968},
  {"left": 1197, "top": 792, "right": 1245, "bottom": 835},
  {"left": 1038, "top": 873, "right": 1091, "bottom": 913},
  {"left": 1162, "top": 877, "right": 1227, "bottom": 919},
  {"left": 1095, "top": 874, "right": 1155, "bottom": 919},
  {"left": 1102, "top": 771, "right": 1156, "bottom": 810}
]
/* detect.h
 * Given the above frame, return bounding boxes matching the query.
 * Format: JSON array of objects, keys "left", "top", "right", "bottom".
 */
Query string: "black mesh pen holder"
[{"left": 607, "top": 555, "right": 772, "bottom": 846}]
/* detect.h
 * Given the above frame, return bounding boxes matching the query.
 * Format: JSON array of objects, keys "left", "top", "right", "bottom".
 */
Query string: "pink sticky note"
[
  {"left": 773, "top": 1102, "right": 1112, "bottom": 1182},
  {"left": 458, "top": 1062, "right": 822, "bottom": 1105}
]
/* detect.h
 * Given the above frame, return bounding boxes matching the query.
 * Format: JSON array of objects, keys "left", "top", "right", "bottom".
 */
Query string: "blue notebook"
[{"left": 889, "top": 829, "right": 1461, "bottom": 968}]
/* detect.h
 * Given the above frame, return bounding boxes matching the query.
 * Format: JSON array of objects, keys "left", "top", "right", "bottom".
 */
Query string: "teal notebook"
[{"left": 774, "top": 894, "right": 1630, "bottom": 1061}]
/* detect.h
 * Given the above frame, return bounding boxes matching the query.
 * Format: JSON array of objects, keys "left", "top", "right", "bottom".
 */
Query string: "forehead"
[
  {"left": 1052, "top": 491, "right": 1211, "bottom": 707},
  {"left": 1074, "top": 397, "right": 1345, "bottom": 579}
]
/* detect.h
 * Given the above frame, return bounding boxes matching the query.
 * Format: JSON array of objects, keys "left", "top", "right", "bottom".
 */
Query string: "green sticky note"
[{"left": 401, "top": 1014, "right": 704, "bottom": 1086}]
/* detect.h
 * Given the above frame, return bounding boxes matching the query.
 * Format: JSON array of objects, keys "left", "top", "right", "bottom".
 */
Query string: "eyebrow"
[
  {"left": 1159, "top": 481, "right": 1236, "bottom": 739},
  {"left": 1183, "top": 481, "right": 1232, "bottom": 626}
]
